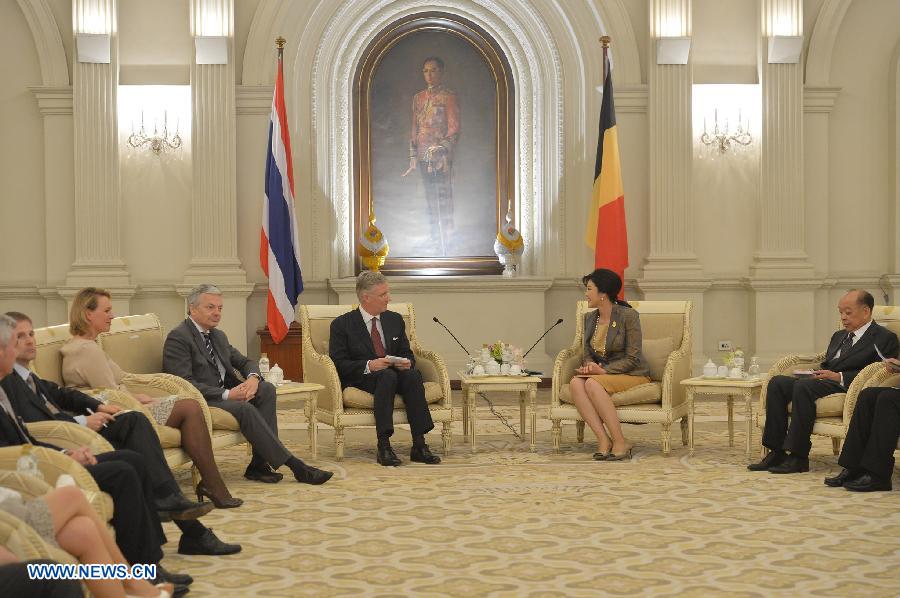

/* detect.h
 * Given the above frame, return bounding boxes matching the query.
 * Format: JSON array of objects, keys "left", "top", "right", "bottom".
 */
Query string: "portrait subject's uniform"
[{"left": 409, "top": 84, "right": 459, "bottom": 244}]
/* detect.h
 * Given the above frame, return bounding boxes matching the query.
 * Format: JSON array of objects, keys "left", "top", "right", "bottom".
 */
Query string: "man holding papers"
[
  {"left": 329, "top": 271, "right": 441, "bottom": 466},
  {"left": 749, "top": 290, "right": 899, "bottom": 474}
]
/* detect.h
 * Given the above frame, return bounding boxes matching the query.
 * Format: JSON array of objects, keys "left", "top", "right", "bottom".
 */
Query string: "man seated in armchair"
[
  {"left": 749, "top": 290, "right": 899, "bottom": 474},
  {"left": 328, "top": 271, "right": 441, "bottom": 467},
  {"left": 825, "top": 356, "right": 900, "bottom": 492}
]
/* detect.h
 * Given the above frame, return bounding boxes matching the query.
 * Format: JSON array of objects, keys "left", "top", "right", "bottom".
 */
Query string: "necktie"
[
  {"left": 370, "top": 317, "right": 386, "bottom": 358},
  {"left": 837, "top": 332, "right": 854, "bottom": 358},
  {"left": 202, "top": 332, "right": 224, "bottom": 384},
  {"left": 27, "top": 374, "right": 60, "bottom": 415}
]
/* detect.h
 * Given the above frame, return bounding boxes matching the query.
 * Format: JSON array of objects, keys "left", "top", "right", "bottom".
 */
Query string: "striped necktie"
[
  {"left": 202, "top": 332, "right": 224, "bottom": 384},
  {"left": 27, "top": 374, "right": 60, "bottom": 415}
]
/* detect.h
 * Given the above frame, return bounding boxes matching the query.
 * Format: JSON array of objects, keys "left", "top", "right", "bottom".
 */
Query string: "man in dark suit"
[
  {"left": 0, "top": 314, "right": 182, "bottom": 585},
  {"left": 2, "top": 311, "right": 240, "bottom": 559},
  {"left": 329, "top": 271, "right": 441, "bottom": 466},
  {"left": 162, "top": 283, "right": 331, "bottom": 485},
  {"left": 749, "top": 290, "right": 899, "bottom": 474},
  {"left": 824, "top": 357, "right": 900, "bottom": 491}
]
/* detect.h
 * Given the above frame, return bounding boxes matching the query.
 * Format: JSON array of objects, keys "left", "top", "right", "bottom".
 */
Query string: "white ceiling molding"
[
  {"left": 16, "top": 0, "right": 69, "bottom": 86},
  {"left": 805, "top": 0, "right": 853, "bottom": 86}
]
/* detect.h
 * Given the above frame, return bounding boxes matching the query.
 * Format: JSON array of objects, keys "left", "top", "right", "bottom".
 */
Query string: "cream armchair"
[
  {"left": 550, "top": 300, "right": 693, "bottom": 454},
  {"left": 0, "top": 509, "right": 76, "bottom": 565},
  {"left": 299, "top": 303, "right": 452, "bottom": 460},
  {"left": 756, "top": 305, "right": 900, "bottom": 456},
  {"left": 0, "top": 446, "right": 112, "bottom": 522}
]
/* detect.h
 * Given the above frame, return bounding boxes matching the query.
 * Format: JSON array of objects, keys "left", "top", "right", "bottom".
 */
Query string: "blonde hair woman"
[{"left": 60, "top": 288, "right": 240, "bottom": 509}]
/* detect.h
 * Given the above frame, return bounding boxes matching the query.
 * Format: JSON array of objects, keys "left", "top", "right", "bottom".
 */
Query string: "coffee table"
[
  {"left": 680, "top": 376, "right": 765, "bottom": 459},
  {"left": 458, "top": 373, "right": 542, "bottom": 452}
]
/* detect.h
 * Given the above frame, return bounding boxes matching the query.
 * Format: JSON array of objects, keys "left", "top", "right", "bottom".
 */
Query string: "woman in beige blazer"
[{"left": 570, "top": 269, "right": 650, "bottom": 461}]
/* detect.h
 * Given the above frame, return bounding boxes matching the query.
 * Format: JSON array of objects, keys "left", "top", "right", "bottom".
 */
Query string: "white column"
[
  {"left": 67, "top": 0, "right": 134, "bottom": 312},
  {"left": 185, "top": 0, "right": 252, "bottom": 352},
  {"left": 888, "top": 57, "right": 900, "bottom": 301},
  {"left": 640, "top": 0, "right": 708, "bottom": 373},
  {"left": 751, "top": 0, "right": 818, "bottom": 364}
]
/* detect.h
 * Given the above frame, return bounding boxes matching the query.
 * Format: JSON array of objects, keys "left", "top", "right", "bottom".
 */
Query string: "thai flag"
[{"left": 261, "top": 48, "right": 303, "bottom": 343}]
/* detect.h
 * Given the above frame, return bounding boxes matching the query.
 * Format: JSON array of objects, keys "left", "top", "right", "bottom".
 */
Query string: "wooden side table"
[
  {"left": 680, "top": 376, "right": 765, "bottom": 459},
  {"left": 459, "top": 374, "right": 541, "bottom": 452},
  {"left": 257, "top": 322, "right": 303, "bottom": 382},
  {"left": 274, "top": 381, "right": 322, "bottom": 457}
]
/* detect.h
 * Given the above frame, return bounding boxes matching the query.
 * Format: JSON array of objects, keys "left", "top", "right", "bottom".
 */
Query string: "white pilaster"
[
  {"left": 68, "top": 0, "right": 134, "bottom": 308},
  {"left": 641, "top": 0, "right": 704, "bottom": 283},
  {"left": 751, "top": 0, "right": 817, "bottom": 364},
  {"left": 186, "top": 0, "right": 252, "bottom": 352}
]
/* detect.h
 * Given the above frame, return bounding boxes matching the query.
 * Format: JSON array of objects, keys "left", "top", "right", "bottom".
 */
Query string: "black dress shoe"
[
  {"left": 769, "top": 455, "right": 810, "bottom": 474},
  {"left": 824, "top": 468, "right": 860, "bottom": 487},
  {"left": 410, "top": 444, "right": 441, "bottom": 464},
  {"left": 178, "top": 528, "right": 242, "bottom": 556},
  {"left": 377, "top": 445, "right": 402, "bottom": 466},
  {"left": 747, "top": 450, "right": 786, "bottom": 471},
  {"left": 844, "top": 473, "right": 892, "bottom": 492},
  {"left": 292, "top": 464, "right": 334, "bottom": 485},
  {"left": 244, "top": 464, "right": 284, "bottom": 483},
  {"left": 155, "top": 494, "right": 214, "bottom": 521},
  {"left": 155, "top": 564, "right": 193, "bottom": 586}
]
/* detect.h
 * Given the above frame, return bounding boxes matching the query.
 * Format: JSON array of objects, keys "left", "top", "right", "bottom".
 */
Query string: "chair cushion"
[
  {"left": 642, "top": 337, "right": 673, "bottom": 381},
  {"left": 787, "top": 393, "right": 844, "bottom": 417},
  {"left": 343, "top": 381, "right": 444, "bottom": 409},
  {"left": 209, "top": 407, "right": 241, "bottom": 431},
  {"left": 156, "top": 424, "right": 181, "bottom": 449},
  {"left": 560, "top": 381, "right": 661, "bottom": 407}
]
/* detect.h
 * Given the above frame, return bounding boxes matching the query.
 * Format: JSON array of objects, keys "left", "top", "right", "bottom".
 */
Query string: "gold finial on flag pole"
[
  {"left": 599, "top": 36, "right": 611, "bottom": 81},
  {"left": 275, "top": 37, "right": 286, "bottom": 49}
]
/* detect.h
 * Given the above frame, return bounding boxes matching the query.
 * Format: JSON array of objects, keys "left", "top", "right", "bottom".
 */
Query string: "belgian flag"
[{"left": 584, "top": 55, "right": 627, "bottom": 297}]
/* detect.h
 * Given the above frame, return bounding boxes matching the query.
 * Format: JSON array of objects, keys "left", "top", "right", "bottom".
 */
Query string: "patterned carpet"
[{"left": 162, "top": 399, "right": 900, "bottom": 597}]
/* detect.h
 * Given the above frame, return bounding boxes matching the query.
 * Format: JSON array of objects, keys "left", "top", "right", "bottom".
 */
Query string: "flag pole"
[{"left": 600, "top": 35, "right": 610, "bottom": 82}]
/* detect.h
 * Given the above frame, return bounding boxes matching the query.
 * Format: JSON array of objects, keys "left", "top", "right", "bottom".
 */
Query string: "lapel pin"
[{"left": 612, "top": 321, "right": 617, "bottom": 328}]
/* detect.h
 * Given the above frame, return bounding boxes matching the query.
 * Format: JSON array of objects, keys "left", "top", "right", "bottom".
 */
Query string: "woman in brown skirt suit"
[{"left": 569, "top": 269, "right": 651, "bottom": 461}]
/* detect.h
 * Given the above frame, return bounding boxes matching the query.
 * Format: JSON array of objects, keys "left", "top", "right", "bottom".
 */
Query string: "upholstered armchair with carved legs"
[
  {"left": 299, "top": 303, "right": 452, "bottom": 460},
  {"left": 550, "top": 300, "right": 693, "bottom": 455}
]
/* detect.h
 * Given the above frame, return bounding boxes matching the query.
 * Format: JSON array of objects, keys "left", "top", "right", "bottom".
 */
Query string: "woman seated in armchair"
[
  {"left": 59, "top": 287, "right": 240, "bottom": 509},
  {"left": 570, "top": 269, "right": 650, "bottom": 461}
]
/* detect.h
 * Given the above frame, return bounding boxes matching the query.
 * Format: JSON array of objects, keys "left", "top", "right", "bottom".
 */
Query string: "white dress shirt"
[
  {"left": 359, "top": 306, "right": 386, "bottom": 375},
  {"left": 834, "top": 319, "right": 873, "bottom": 387}
]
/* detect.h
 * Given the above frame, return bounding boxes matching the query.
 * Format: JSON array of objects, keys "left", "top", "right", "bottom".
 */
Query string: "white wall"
[{"left": 2, "top": 0, "right": 899, "bottom": 371}]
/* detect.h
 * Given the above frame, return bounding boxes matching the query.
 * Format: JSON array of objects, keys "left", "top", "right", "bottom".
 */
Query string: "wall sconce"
[
  {"left": 127, "top": 111, "right": 182, "bottom": 154},
  {"left": 700, "top": 108, "right": 752, "bottom": 154},
  {"left": 656, "top": 37, "right": 691, "bottom": 65},
  {"left": 76, "top": 33, "right": 111, "bottom": 63},
  {"left": 195, "top": 36, "right": 228, "bottom": 65},
  {"left": 767, "top": 36, "right": 803, "bottom": 64}
]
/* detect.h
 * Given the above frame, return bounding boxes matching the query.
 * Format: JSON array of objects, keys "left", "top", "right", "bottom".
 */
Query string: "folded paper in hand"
[{"left": 793, "top": 370, "right": 815, "bottom": 378}]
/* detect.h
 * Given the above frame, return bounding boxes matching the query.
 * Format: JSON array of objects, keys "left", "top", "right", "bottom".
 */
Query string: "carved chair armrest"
[
  {"left": 0, "top": 446, "right": 111, "bottom": 521},
  {"left": 25, "top": 421, "right": 114, "bottom": 454},
  {"left": 413, "top": 345, "right": 452, "bottom": 408},
  {"left": 660, "top": 345, "right": 691, "bottom": 409},
  {"left": 302, "top": 342, "right": 343, "bottom": 415},
  {"left": 551, "top": 346, "right": 581, "bottom": 407},
  {"left": 0, "top": 471, "right": 54, "bottom": 500},
  {"left": 842, "top": 362, "right": 899, "bottom": 422},
  {"left": 0, "top": 509, "right": 76, "bottom": 564}
]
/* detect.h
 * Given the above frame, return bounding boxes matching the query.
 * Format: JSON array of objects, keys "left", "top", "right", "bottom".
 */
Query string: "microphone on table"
[
  {"left": 522, "top": 318, "right": 564, "bottom": 360},
  {"left": 432, "top": 316, "right": 472, "bottom": 356}
]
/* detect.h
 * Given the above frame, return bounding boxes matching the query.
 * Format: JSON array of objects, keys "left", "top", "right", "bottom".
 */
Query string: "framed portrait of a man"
[{"left": 354, "top": 12, "right": 515, "bottom": 274}]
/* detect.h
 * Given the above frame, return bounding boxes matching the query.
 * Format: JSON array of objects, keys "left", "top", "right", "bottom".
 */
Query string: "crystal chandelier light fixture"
[
  {"left": 700, "top": 108, "right": 752, "bottom": 154},
  {"left": 127, "top": 111, "right": 182, "bottom": 154}
]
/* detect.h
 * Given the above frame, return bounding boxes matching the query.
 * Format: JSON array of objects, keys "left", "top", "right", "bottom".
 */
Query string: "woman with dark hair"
[{"left": 569, "top": 269, "right": 651, "bottom": 461}]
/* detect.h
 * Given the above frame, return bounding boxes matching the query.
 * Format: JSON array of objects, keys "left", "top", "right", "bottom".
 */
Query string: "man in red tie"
[{"left": 329, "top": 271, "right": 440, "bottom": 466}]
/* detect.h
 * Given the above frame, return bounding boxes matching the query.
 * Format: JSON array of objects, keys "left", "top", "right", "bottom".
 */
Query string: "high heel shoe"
[
  {"left": 592, "top": 451, "right": 611, "bottom": 461},
  {"left": 606, "top": 443, "right": 634, "bottom": 461},
  {"left": 196, "top": 480, "right": 243, "bottom": 509}
]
